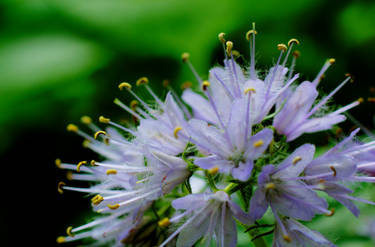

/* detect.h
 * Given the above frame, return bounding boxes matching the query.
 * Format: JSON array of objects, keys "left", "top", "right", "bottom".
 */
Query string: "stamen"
[
  {"left": 56, "top": 236, "right": 65, "bottom": 243},
  {"left": 158, "top": 217, "right": 171, "bottom": 228},
  {"left": 66, "top": 171, "right": 73, "bottom": 180},
  {"left": 312, "top": 58, "right": 335, "bottom": 86},
  {"left": 114, "top": 98, "right": 144, "bottom": 120},
  {"left": 99, "top": 116, "right": 110, "bottom": 124},
  {"left": 218, "top": 32, "right": 226, "bottom": 43},
  {"left": 246, "top": 30, "right": 258, "bottom": 41},
  {"left": 90, "top": 160, "right": 96, "bottom": 166},
  {"left": 265, "top": 182, "right": 276, "bottom": 190},
  {"left": 106, "top": 169, "right": 118, "bottom": 175},
  {"left": 181, "top": 81, "right": 192, "bottom": 90},
  {"left": 130, "top": 100, "right": 139, "bottom": 110},
  {"left": 253, "top": 140, "right": 264, "bottom": 148},
  {"left": 226, "top": 41, "right": 233, "bottom": 57},
  {"left": 345, "top": 73, "right": 354, "bottom": 83},
  {"left": 55, "top": 158, "right": 62, "bottom": 168},
  {"left": 91, "top": 195, "right": 104, "bottom": 205},
  {"left": 248, "top": 22, "right": 257, "bottom": 79},
  {"left": 325, "top": 208, "right": 335, "bottom": 217},
  {"left": 277, "top": 44, "right": 287, "bottom": 52},
  {"left": 292, "top": 156, "right": 302, "bottom": 165},
  {"left": 77, "top": 161, "right": 87, "bottom": 172},
  {"left": 66, "top": 226, "right": 75, "bottom": 237},
  {"left": 244, "top": 87, "right": 256, "bottom": 94},
  {"left": 136, "top": 77, "right": 149, "bottom": 86},
  {"left": 118, "top": 82, "right": 132, "bottom": 90},
  {"left": 283, "top": 235, "right": 292, "bottom": 243},
  {"left": 208, "top": 166, "right": 219, "bottom": 175},
  {"left": 57, "top": 182, "right": 65, "bottom": 194},
  {"left": 329, "top": 166, "right": 337, "bottom": 177},
  {"left": 94, "top": 130, "right": 107, "bottom": 140},
  {"left": 66, "top": 124, "right": 78, "bottom": 132},
  {"left": 287, "top": 38, "right": 300, "bottom": 47},
  {"left": 80, "top": 116, "right": 92, "bottom": 125},
  {"left": 173, "top": 126, "right": 183, "bottom": 139},
  {"left": 181, "top": 52, "right": 190, "bottom": 63},
  {"left": 107, "top": 203, "right": 120, "bottom": 210},
  {"left": 202, "top": 80, "right": 210, "bottom": 91}
]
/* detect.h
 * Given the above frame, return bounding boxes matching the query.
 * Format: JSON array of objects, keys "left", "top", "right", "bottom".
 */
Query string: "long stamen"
[
  {"left": 286, "top": 50, "right": 299, "bottom": 81},
  {"left": 213, "top": 71, "right": 234, "bottom": 99},
  {"left": 98, "top": 116, "right": 137, "bottom": 136},
  {"left": 246, "top": 22, "right": 257, "bottom": 80},
  {"left": 281, "top": 38, "right": 299, "bottom": 68},
  {"left": 305, "top": 76, "right": 351, "bottom": 119},
  {"left": 182, "top": 52, "right": 204, "bottom": 85},
  {"left": 312, "top": 58, "right": 335, "bottom": 86},
  {"left": 265, "top": 44, "right": 286, "bottom": 99},
  {"left": 119, "top": 82, "right": 155, "bottom": 115},
  {"left": 113, "top": 98, "right": 143, "bottom": 120}
]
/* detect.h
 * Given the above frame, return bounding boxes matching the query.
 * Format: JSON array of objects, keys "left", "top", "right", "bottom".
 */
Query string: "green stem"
[{"left": 223, "top": 182, "right": 236, "bottom": 194}]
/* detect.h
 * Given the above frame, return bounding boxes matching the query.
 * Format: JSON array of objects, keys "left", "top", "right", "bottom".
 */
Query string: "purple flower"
[
  {"left": 188, "top": 98, "right": 273, "bottom": 181},
  {"left": 159, "top": 191, "right": 252, "bottom": 247},
  {"left": 249, "top": 144, "right": 331, "bottom": 221},
  {"left": 273, "top": 218, "right": 336, "bottom": 247},
  {"left": 273, "top": 71, "right": 360, "bottom": 141}
]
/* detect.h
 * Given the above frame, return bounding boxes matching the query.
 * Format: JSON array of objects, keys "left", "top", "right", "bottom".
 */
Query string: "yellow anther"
[
  {"left": 202, "top": 80, "right": 210, "bottom": 91},
  {"left": 57, "top": 181, "right": 65, "bottom": 194},
  {"left": 368, "top": 97, "right": 375, "bottom": 103},
  {"left": 358, "top": 97, "right": 364, "bottom": 104},
  {"left": 107, "top": 203, "right": 120, "bottom": 210},
  {"left": 66, "top": 171, "right": 73, "bottom": 180},
  {"left": 277, "top": 44, "right": 287, "bottom": 52},
  {"left": 208, "top": 166, "right": 219, "bottom": 175},
  {"left": 329, "top": 166, "right": 337, "bottom": 177},
  {"left": 158, "top": 217, "right": 171, "bottom": 228},
  {"left": 136, "top": 77, "right": 149, "bottom": 86},
  {"left": 246, "top": 30, "right": 257, "bottom": 40},
  {"left": 292, "top": 50, "right": 300, "bottom": 58},
  {"left": 55, "top": 158, "right": 62, "bottom": 168},
  {"left": 226, "top": 41, "right": 233, "bottom": 56},
  {"left": 130, "top": 100, "right": 139, "bottom": 110},
  {"left": 56, "top": 236, "right": 66, "bottom": 244},
  {"left": 99, "top": 116, "right": 110, "bottom": 124},
  {"left": 77, "top": 161, "right": 87, "bottom": 172},
  {"left": 106, "top": 169, "right": 118, "bottom": 175},
  {"left": 325, "top": 208, "right": 335, "bottom": 217},
  {"left": 90, "top": 160, "right": 96, "bottom": 166},
  {"left": 181, "top": 81, "right": 192, "bottom": 90},
  {"left": 232, "top": 50, "right": 240, "bottom": 57},
  {"left": 181, "top": 52, "right": 190, "bottom": 63},
  {"left": 253, "top": 140, "right": 264, "bottom": 148},
  {"left": 91, "top": 194, "right": 104, "bottom": 205},
  {"left": 292, "top": 156, "right": 302, "bottom": 165},
  {"left": 328, "top": 58, "right": 336, "bottom": 64},
  {"left": 118, "top": 82, "right": 132, "bottom": 90},
  {"left": 265, "top": 183, "right": 276, "bottom": 190},
  {"left": 283, "top": 235, "right": 292, "bottom": 243},
  {"left": 244, "top": 87, "right": 256, "bottom": 94},
  {"left": 66, "top": 124, "right": 78, "bottom": 132},
  {"left": 66, "top": 226, "right": 75, "bottom": 237},
  {"left": 218, "top": 32, "right": 226, "bottom": 43},
  {"left": 288, "top": 38, "right": 300, "bottom": 47},
  {"left": 80, "top": 115, "right": 92, "bottom": 125},
  {"left": 104, "top": 138, "right": 110, "bottom": 145},
  {"left": 94, "top": 130, "right": 107, "bottom": 140},
  {"left": 173, "top": 126, "right": 183, "bottom": 139},
  {"left": 345, "top": 73, "right": 354, "bottom": 83},
  {"left": 82, "top": 139, "right": 90, "bottom": 148}
]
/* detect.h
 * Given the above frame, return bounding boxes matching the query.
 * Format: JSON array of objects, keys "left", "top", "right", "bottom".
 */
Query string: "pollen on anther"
[
  {"left": 208, "top": 166, "right": 219, "bottom": 175},
  {"left": 99, "top": 116, "right": 110, "bottom": 124},
  {"left": 173, "top": 126, "right": 183, "bottom": 139},
  {"left": 130, "top": 100, "right": 139, "bottom": 110},
  {"left": 328, "top": 58, "right": 336, "bottom": 64},
  {"left": 253, "top": 140, "right": 264, "bottom": 148},
  {"left": 357, "top": 98, "right": 364, "bottom": 104},
  {"left": 66, "top": 124, "right": 78, "bottom": 132},
  {"left": 277, "top": 44, "right": 287, "bottom": 52},
  {"left": 77, "top": 161, "right": 87, "bottom": 172},
  {"left": 226, "top": 41, "right": 233, "bottom": 56},
  {"left": 107, "top": 203, "right": 120, "bottom": 210},
  {"left": 66, "top": 171, "right": 73, "bottom": 180},
  {"left": 136, "top": 77, "right": 149, "bottom": 86},
  {"left": 90, "top": 160, "right": 96, "bottom": 166},
  {"left": 181, "top": 52, "right": 190, "bottom": 63},
  {"left": 55, "top": 158, "right": 62, "bottom": 168},
  {"left": 56, "top": 236, "right": 66, "bottom": 244},
  {"left": 292, "top": 50, "right": 300, "bottom": 58},
  {"left": 94, "top": 130, "right": 107, "bottom": 140},
  {"left": 292, "top": 156, "right": 302, "bottom": 165},
  {"left": 202, "top": 80, "right": 210, "bottom": 91},
  {"left": 57, "top": 181, "right": 66, "bottom": 194},
  {"left": 66, "top": 226, "right": 75, "bottom": 237},
  {"left": 91, "top": 194, "right": 104, "bottom": 205},
  {"left": 181, "top": 81, "right": 192, "bottom": 90},
  {"left": 158, "top": 217, "right": 171, "bottom": 228},
  {"left": 244, "top": 87, "right": 256, "bottom": 94},
  {"left": 283, "top": 235, "right": 292, "bottom": 243},
  {"left": 118, "top": 82, "right": 132, "bottom": 90},
  {"left": 218, "top": 32, "right": 226, "bottom": 43},
  {"left": 106, "top": 169, "right": 118, "bottom": 175},
  {"left": 325, "top": 208, "right": 335, "bottom": 217},
  {"left": 80, "top": 115, "right": 92, "bottom": 125},
  {"left": 265, "top": 183, "right": 276, "bottom": 190},
  {"left": 246, "top": 30, "right": 257, "bottom": 41},
  {"left": 288, "top": 38, "right": 300, "bottom": 46}
]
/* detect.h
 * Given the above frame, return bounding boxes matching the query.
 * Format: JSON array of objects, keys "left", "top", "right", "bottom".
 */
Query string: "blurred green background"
[{"left": 0, "top": 0, "right": 374, "bottom": 246}]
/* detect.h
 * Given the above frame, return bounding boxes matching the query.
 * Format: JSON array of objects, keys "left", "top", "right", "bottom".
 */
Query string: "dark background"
[{"left": 0, "top": 0, "right": 374, "bottom": 246}]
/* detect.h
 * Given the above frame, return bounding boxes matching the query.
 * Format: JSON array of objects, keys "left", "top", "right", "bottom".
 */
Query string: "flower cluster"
[{"left": 56, "top": 25, "right": 375, "bottom": 247}]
